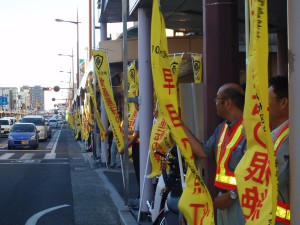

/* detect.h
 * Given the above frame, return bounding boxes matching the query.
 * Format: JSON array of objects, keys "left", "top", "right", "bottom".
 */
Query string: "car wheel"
[{"left": 8, "top": 146, "right": 12, "bottom": 150}]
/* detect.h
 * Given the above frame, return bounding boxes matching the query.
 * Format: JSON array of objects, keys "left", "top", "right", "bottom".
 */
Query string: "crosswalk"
[
  {"left": 0, "top": 130, "right": 71, "bottom": 164},
  {"left": 0, "top": 152, "right": 58, "bottom": 160}
]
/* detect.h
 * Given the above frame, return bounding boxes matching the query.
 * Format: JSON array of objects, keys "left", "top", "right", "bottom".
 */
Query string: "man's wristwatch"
[{"left": 229, "top": 190, "right": 237, "bottom": 200}]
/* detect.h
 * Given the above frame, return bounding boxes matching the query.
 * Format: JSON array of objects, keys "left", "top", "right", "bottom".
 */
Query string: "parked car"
[
  {"left": 0, "top": 118, "right": 13, "bottom": 137},
  {"left": 20, "top": 115, "right": 47, "bottom": 141},
  {"left": 7, "top": 123, "right": 39, "bottom": 150}
]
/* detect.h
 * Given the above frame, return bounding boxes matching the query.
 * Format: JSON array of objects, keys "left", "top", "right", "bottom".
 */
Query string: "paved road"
[{"left": 0, "top": 125, "right": 121, "bottom": 225}]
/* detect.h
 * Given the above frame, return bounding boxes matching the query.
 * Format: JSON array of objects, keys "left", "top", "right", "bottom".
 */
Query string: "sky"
[{"left": 0, "top": 0, "right": 123, "bottom": 110}]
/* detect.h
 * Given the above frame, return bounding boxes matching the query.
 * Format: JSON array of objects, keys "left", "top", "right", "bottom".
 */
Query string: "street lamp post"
[
  {"left": 56, "top": 9, "right": 81, "bottom": 112},
  {"left": 55, "top": 11, "right": 80, "bottom": 91},
  {"left": 58, "top": 51, "right": 74, "bottom": 94}
]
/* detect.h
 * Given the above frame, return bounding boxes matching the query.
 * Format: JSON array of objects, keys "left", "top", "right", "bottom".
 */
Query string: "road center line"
[{"left": 50, "top": 130, "right": 61, "bottom": 154}]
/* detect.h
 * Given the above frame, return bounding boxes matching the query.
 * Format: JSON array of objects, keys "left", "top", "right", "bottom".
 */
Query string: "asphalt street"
[{"left": 0, "top": 124, "right": 151, "bottom": 225}]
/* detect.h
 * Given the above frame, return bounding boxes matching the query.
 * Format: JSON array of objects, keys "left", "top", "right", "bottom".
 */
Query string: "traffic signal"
[
  {"left": 43, "top": 87, "right": 52, "bottom": 91},
  {"left": 53, "top": 86, "right": 60, "bottom": 92}
]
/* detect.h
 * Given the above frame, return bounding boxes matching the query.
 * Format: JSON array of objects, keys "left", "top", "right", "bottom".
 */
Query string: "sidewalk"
[{"left": 79, "top": 142, "right": 151, "bottom": 225}]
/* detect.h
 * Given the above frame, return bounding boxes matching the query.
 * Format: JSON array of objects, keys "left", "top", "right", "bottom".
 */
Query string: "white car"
[
  {"left": 48, "top": 119, "right": 59, "bottom": 128},
  {"left": 20, "top": 115, "right": 48, "bottom": 141},
  {"left": 2, "top": 117, "right": 16, "bottom": 125},
  {"left": 0, "top": 118, "right": 13, "bottom": 136}
]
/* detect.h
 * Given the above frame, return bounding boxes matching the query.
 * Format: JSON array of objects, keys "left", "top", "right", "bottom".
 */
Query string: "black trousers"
[{"left": 131, "top": 142, "right": 140, "bottom": 190}]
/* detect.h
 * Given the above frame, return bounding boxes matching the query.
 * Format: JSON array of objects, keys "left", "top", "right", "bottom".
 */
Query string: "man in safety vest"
[
  {"left": 268, "top": 76, "right": 290, "bottom": 225},
  {"left": 184, "top": 83, "right": 246, "bottom": 225}
]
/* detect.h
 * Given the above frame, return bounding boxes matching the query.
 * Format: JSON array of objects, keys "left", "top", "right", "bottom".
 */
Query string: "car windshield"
[
  {"left": 11, "top": 124, "right": 35, "bottom": 132},
  {"left": 49, "top": 120, "right": 57, "bottom": 123},
  {"left": 0, "top": 120, "right": 9, "bottom": 125},
  {"left": 21, "top": 118, "right": 44, "bottom": 126}
]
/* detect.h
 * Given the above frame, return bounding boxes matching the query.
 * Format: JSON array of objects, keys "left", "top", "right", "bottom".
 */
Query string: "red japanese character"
[
  {"left": 162, "top": 68, "right": 175, "bottom": 94},
  {"left": 244, "top": 152, "right": 270, "bottom": 185},
  {"left": 241, "top": 187, "right": 267, "bottom": 220}
]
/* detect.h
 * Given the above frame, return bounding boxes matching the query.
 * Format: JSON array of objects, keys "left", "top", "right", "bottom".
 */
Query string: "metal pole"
[
  {"left": 92, "top": 0, "right": 96, "bottom": 52},
  {"left": 137, "top": 7, "right": 153, "bottom": 217},
  {"left": 122, "top": 0, "right": 129, "bottom": 206},
  {"left": 76, "top": 9, "right": 80, "bottom": 90},
  {"left": 71, "top": 49, "right": 75, "bottom": 102},
  {"left": 98, "top": 22, "right": 109, "bottom": 166},
  {"left": 76, "top": 9, "right": 81, "bottom": 116},
  {"left": 245, "top": 0, "right": 249, "bottom": 67},
  {"left": 288, "top": 1, "right": 300, "bottom": 224}
]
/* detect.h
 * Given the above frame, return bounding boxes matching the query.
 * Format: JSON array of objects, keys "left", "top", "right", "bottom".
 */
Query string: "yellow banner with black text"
[
  {"left": 88, "top": 81, "right": 105, "bottom": 141},
  {"left": 92, "top": 50, "right": 124, "bottom": 152}
]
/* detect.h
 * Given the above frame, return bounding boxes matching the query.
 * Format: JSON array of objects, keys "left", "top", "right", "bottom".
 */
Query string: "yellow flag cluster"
[
  {"left": 151, "top": 1, "right": 214, "bottom": 224},
  {"left": 235, "top": 1, "right": 277, "bottom": 225},
  {"left": 74, "top": 109, "right": 82, "bottom": 140},
  {"left": 92, "top": 50, "right": 124, "bottom": 153},
  {"left": 67, "top": 112, "right": 75, "bottom": 130}
]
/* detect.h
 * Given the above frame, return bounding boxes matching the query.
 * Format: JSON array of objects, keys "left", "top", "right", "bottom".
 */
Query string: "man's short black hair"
[
  {"left": 223, "top": 87, "right": 245, "bottom": 111},
  {"left": 269, "top": 76, "right": 288, "bottom": 99}
]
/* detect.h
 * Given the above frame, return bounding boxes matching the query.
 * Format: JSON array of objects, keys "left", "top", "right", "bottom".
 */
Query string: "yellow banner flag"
[
  {"left": 191, "top": 53, "right": 203, "bottom": 83},
  {"left": 75, "top": 109, "right": 82, "bottom": 140},
  {"left": 235, "top": 1, "right": 277, "bottom": 224},
  {"left": 128, "top": 61, "right": 139, "bottom": 98},
  {"left": 151, "top": 1, "right": 214, "bottom": 224},
  {"left": 127, "top": 61, "right": 139, "bottom": 130},
  {"left": 81, "top": 110, "right": 89, "bottom": 141},
  {"left": 68, "top": 112, "right": 75, "bottom": 129},
  {"left": 92, "top": 49, "right": 124, "bottom": 152},
  {"left": 169, "top": 54, "right": 183, "bottom": 84},
  {"left": 148, "top": 107, "right": 173, "bottom": 178},
  {"left": 148, "top": 55, "right": 181, "bottom": 178},
  {"left": 88, "top": 81, "right": 105, "bottom": 141}
]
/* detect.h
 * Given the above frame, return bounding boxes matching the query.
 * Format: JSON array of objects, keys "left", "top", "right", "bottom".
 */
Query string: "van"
[
  {"left": 0, "top": 118, "right": 13, "bottom": 136},
  {"left": 21, "top": 115, "right": 48, "bottom": 141}
]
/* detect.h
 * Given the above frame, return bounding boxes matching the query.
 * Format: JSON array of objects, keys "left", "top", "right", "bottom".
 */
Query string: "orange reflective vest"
[
  {"left": 214, "top": 118, "right": 244, "bottom": 190},
  {"left": 274, "top": 125, "right": 289, "bottom": 153},
  {"left": 276, "top": 200, "right": 290, "bottom": 225},
  {"left": 275, "top": 124, "right": 290, "bottom": 224}
]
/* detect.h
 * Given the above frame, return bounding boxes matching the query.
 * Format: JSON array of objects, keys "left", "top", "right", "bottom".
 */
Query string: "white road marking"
[
  {"left": 44, "top": 153, "right": 56, "bottom": 159},
  {"left": 45, "top": 130, "right": 61, "bottom": 153},
  {"left": 0, "top": 153, "right": 14, "bottom": 159},
  {"left": 0, "top": 149, "right": 49, "bottom": 152},
  {"left": 20, "top": 153, "right": 35, "bottom": 160},
  {"left": 25, "top": 204, "right": 70, "bottom": 225}
]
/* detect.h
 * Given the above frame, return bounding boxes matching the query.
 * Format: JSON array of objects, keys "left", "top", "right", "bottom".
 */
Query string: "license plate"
[{"left": 21, "top": 141, "right": 29, "bottom": 144}]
